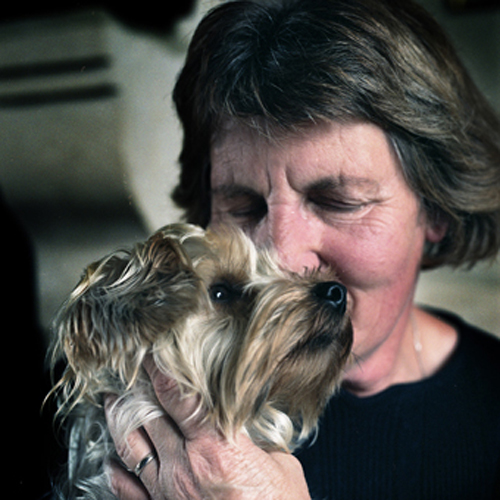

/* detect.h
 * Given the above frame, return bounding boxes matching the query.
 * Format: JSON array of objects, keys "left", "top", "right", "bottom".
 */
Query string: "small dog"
[{"left": 51, "top": 223, "right": 352, "bottom": 499}]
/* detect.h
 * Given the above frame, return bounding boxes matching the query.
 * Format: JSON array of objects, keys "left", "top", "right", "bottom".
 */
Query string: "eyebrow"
[
  {"left": 211, "top": 184, "right": 261, "bottom": 199},
  {"left": 211, "top": 175, "right": 380, "bottom": 199},
  {"left": 307, "top": 175, "right": 380, "bottom": 192}
]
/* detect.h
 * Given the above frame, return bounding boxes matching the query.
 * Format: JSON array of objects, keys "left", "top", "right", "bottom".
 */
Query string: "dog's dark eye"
[{"left": 209, "top": 283, "right": 241, "bottom": 303}]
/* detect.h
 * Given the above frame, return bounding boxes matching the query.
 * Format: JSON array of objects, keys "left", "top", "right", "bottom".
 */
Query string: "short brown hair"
[{"left": 172, "top": 0, "right": 500, "bottom": 268}]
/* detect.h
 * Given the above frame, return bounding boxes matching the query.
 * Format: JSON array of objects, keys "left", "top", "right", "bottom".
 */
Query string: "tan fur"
[{"left": 51, "top": 223, "right": 352, "bottom": 499}]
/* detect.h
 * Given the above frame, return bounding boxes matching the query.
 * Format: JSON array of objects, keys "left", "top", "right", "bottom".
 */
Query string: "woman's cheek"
[{"left": 323, "top": 209, "right": 426, "bottom": 292}]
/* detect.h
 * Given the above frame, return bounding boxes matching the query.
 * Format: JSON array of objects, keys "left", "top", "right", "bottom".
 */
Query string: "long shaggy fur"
[{"left": 50, "top": 223, "right": 352, "bottom": 499}]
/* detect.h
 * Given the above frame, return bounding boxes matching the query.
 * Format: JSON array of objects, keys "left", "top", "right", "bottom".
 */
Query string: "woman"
[{"left": 106, "top": 0, "right": 500, "bottom": 498}]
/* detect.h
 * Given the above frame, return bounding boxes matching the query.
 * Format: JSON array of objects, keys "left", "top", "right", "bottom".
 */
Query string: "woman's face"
[{"left": 210, "top": 120, "right": 439, "bottom": 384}]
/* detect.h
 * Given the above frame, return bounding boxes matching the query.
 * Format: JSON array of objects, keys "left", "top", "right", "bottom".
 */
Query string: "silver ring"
[{"left": 131, "top": 452, "right": 157, "bottom": 478}]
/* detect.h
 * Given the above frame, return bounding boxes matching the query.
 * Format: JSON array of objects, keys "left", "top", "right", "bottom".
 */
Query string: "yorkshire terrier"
[{"left": 50, "top": 223, "right": 352, "bottom": 499}]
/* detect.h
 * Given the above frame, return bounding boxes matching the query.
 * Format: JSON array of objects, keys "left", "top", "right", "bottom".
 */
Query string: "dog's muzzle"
[{"left": 311, "top": 282, "right": 347, "bottom": 315}]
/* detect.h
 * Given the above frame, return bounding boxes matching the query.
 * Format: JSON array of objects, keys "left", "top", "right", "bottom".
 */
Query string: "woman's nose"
[{"left": 256, "top": 203, "right": 323, "bottom": 274}]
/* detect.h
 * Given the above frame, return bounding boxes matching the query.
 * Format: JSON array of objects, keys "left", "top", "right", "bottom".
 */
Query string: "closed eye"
[
  {"left": 211, "top": 185, "right": 268, "bottom": 227},
  {"left": 308, "top": 194, "right": 367, "bottom": 213},
  {"left": 306, "top": 177, "right": 379, "bottom": 216},
  {"left": 229, "top": 197, "right": 267, "bottom": 222}
]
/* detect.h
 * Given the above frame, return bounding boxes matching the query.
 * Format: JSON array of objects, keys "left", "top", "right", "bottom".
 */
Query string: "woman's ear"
[{"left": 425, "top": 210, "right": 449, "bottom": 243}]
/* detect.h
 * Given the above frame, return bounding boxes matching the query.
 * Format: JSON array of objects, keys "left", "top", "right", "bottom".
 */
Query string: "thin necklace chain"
[{"left": 412, "top": 312, "right": 427, "bottom": 378}]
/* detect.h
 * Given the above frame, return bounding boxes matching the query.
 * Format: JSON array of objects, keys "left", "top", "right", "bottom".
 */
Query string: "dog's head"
[{"left": 53, "top": 223, "right": 352, "bottom": 451}]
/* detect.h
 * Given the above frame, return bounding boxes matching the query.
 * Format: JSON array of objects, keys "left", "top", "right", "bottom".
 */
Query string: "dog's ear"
[{"left": 53, "top": 232, "right": 201, "bottom": 398}]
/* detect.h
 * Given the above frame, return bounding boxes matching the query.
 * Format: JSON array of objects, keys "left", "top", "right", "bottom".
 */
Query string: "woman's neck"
[{"left": 342, "top": 307, "right": 458, "bottom": 398}]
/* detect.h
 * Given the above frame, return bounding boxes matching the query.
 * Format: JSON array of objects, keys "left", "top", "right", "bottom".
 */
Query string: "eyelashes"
[
  {"left": 211, "top": 180, "right": 377, "bottom": 228},
  {"left": 228, "top": 197, "right": 268, "bottom": 222},
  {"left": 222, "top": 196, "right": 368, "bottom": 227}
]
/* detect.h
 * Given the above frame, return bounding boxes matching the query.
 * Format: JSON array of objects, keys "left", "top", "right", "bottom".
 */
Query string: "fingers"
[
  {"left": 106, "top": 460, "right": 151, "bottom": 500},
  {"left": 105, "top": 395, "right": 157, "bottom": 471},
  {"left": 104, "top": 379, "right": 199, "bottom": 500},
  {"left": 143, "top": 356, "right": 211, "bottom": 441},
  {"left": 105, "top": 395, "right": 161, "bottom": 497},
  {"left": 104, "top": 373, "right": 311, "bottom": 500},
  {"left": 105, "top": 361, "right": 218, "bottom": 499},
  {"left": 105, "top": 392, "right": 195, "bottom": 499}
]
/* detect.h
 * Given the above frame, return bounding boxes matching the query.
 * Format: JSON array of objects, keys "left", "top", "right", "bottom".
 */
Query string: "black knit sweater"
[{"left": 296, "top": 311, "right": 500, "bottom": 499}]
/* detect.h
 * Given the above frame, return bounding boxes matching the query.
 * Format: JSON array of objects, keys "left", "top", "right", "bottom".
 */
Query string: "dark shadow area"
[
  {"left": 0, "top": 2, "right": 195, "bottom": 34},
  {"left": 1, "top": 191, "right": 63, "bottom": 499}
]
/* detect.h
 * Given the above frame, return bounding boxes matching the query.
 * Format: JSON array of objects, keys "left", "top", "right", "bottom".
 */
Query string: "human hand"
[{"left": 105, "top": 357, "right": 311, "bottom": 500}]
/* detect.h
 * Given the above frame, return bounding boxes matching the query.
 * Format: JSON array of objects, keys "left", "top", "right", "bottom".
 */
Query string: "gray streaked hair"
[{"left": 172, "top": 0, "right": 500, "bottom": 268}]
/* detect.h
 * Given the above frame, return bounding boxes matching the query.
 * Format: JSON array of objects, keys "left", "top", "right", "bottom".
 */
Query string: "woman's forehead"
[{"left": 210, "top": 118, "right": 404, "bottom": 190}]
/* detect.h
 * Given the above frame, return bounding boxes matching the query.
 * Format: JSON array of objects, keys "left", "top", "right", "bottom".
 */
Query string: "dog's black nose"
[{"left": 312, "top": 282, "right": 347, "bottom": 313}]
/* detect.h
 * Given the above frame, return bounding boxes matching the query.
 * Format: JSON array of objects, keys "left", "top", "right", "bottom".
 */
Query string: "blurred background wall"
[
  {"left": 0, "top": 1, "right": 499, "bottom": 498},
  {"left": 414, "top": 0, "right": 500, "bottom": 338}
]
